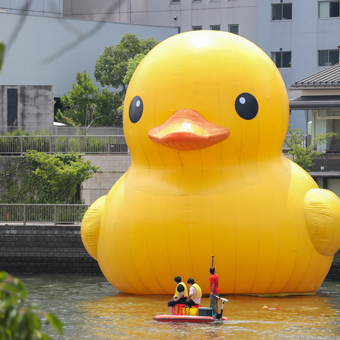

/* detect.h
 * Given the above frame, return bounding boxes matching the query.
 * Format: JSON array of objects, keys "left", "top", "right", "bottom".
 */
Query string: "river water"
[{"left": 20, "top": 275, "right": 340, "bottom": 340}]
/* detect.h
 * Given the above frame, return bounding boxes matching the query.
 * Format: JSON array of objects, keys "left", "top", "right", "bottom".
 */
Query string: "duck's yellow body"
[{"left": 82, "top": 31, "right": 340, "bottom": 295}]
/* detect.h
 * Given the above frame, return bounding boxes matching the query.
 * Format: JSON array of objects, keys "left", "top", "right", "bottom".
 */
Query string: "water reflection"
[{"left": 20, "top": 275, "right": 340, "bottom": 340}]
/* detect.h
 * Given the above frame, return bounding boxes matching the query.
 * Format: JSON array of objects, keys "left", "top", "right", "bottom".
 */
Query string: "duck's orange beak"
[{"left": 148, "top": 109, "right": 230, "bottom": 151}]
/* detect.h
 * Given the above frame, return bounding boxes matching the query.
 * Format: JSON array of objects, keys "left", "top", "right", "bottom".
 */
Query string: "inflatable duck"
[{"left": 81, "top": 31, "right": 340, "bottom": 295}]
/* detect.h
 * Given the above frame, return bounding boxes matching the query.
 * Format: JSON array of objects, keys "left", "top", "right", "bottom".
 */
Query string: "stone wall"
[
  {"left": 326, "top": 251, "right": 340, "bottom": 281},
  {"left": 1, "top": 224, "right": 340, "bottom": 282},
  {"left": 0, "top": 85, "right": 54, "bottom": 134},
  {"left": 81, "top": 154, "right": 131, "bottom": 205},
  {"left": 0, "top": 225, "right": 102, "bottom": 275}
]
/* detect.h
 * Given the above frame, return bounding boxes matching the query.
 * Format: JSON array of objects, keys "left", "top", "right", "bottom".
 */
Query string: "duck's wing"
[
  {"left": 81, "top": 195, "right": 107, "bottom": 260},
  {"left": 304, "top": 188, "right": 340, "bottom": 256}
]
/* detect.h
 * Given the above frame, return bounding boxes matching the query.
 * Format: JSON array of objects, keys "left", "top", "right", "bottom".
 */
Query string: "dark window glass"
[
  {"left": 282, "top": 4, "right": 292, "bottom": 19},
  {"left": 319, "top": 51, "right": 328, "bottom": 66},
  {"left": 192, "top": 26, "right": 202, "bottom": 30},
  {"left": 274, "top": 52, "right": 282, "bottom": 67},
  {"left": 330, "top": 1, "right": 340, "bottom": 17},
  {"left": 229, "top": 25, "right": 239, "bottom": 34},
  {"left": 272, "top": 4, "right": 282, "bottom": 20},
  {"left": 272, "top": 52, "right": 291, "bottom": 68},
  {"left": 172, "top": 0, "right": 180, "bottom": 2},
  {"left": 211, "top": 25, "right": 220, "bottom": 31},
  {"left": 329, "top": 50, "right": 339, "bottom": 65},
  {"left": 318, "top": 50, "right": 339, "bottom": 66},
  {"left": 282, "top": 52, "right": 291, "bottom": 67}
]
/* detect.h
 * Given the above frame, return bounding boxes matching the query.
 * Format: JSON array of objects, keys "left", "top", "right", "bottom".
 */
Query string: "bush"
[{"left": 0, "top": 271, "right": 63, "bottom": 340}]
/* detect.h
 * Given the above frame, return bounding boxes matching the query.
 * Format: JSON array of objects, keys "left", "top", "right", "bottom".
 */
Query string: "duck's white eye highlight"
[
  {"left": 136, "top": 100, "right": 141, "bottom": 107},
  {"left": 239, "top": 97, "right": 246, "bottom": 104}
]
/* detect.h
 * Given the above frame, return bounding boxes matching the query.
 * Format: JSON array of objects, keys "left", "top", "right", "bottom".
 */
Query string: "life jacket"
[
  {"left": 192, "top": 283, "right": 202, "bottom": 298},
  {"left": 175, "top": 282, "right": 188, "bottom": 297}
]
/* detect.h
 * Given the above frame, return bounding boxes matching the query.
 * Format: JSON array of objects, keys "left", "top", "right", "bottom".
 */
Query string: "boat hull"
[{"left": 153, "top": 315, "right": 228, "bottom": 323}]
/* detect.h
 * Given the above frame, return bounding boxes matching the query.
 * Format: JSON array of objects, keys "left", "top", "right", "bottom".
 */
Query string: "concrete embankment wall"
[
  {"left": 0, "top": 225, "right": 102, "bottom": 275},
  {"left": 1, "top": 224, "right": 340, "bottom": 283}
]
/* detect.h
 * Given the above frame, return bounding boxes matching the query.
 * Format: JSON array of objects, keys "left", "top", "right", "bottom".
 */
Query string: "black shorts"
[
  {"left": 185, "top": 299, "right": 199, "bottom": 307},
  {"left": 168, "top": 297, "right": 187, "bottom": 307}
]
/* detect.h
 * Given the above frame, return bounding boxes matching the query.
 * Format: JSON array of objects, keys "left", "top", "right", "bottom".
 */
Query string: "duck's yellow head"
[{"left": 123, "top": 31, "right": 289, "bottom": 168}]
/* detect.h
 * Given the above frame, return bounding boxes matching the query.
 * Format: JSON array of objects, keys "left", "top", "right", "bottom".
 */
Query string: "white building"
[
  {"left": 63, "top": 0, "right": 258, "bottom": 43},
  {"left": 2, "top": 0, "right": 340, "bottom": 131},
  {"left": 0, "top": 12, "right": 177, "bottom": 98}
]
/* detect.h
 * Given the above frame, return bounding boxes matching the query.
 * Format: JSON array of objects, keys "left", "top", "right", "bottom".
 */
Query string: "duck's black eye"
[
  {"left": 235, "top": 93, "right": 258, "bottom": 120},
  {"left": 129, "top": 96, "right": 143, "bottom": 123}
]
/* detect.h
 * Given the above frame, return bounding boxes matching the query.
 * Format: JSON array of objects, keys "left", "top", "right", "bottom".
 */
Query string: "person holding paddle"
[{"left": 209, "top": 256, "right": 219, "bottom": 318}]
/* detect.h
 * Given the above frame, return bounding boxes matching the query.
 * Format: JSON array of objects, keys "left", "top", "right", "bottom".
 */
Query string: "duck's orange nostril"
[{"left": 148, "top": 109, "right": 230, "bottom": 151}]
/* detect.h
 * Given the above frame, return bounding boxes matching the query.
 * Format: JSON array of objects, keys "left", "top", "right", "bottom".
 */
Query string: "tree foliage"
[
  {"left": 94, "top": 33, "right": 159, "bottom": 91},
  {"left": 0, "top": 152, "right": 99, "bottom": 204},
  {"left": 285, "top": 124, "right": 337, "bottom": 172},
  {"left": 56, "top": 71, "right": 119, "bottom": 132},
  {"left": 94, "top": 34, "right": 159, "bottom": 121},
  {"left": 0, "top": 271, "right": 63, "bottom": 340},
  {"left": 117, "top": 53, "right": 146, "bottom": 114},
  {"left": 123, "top": 53, "right": 146, "bottom": 85}
]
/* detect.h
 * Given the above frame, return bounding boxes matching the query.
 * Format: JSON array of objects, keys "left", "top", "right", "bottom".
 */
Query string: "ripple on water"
[{"left": 18, "top": 275, "right": 340, "bottom": 340}]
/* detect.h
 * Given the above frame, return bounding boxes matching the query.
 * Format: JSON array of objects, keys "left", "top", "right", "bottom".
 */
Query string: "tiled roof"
[{"left": 291, "top": 63, "right": 340, "bottom": 88}]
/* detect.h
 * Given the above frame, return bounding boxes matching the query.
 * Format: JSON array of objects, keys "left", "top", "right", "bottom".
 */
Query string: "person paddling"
[
  {"left": 167, "top": 276, "right": 188, "bottom": 315},
  {"left": 185, "top": 278, "right": 202, "bottom": 307}
]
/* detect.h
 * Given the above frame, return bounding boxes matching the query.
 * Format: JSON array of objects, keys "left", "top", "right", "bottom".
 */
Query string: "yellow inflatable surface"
[{"left": 81, "top": 31, "right": 340, "bottom": 295}]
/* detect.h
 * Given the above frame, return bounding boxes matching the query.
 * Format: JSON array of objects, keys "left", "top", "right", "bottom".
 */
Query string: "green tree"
[
  {"left": 118, "top": 53, "right": 146, "bottom": 114},
  {"left": 94, "top": 34, "right": 159, "bottom": 122},
  {"left": 0, "top": 152, "right": 99, "bottom": 204},
  {"left": 94, "top": 33, "right": 159, "bottom": 91},
  {"left": 123, "top": 53, "right": 146, "bottom": 85},
  {"left": 0, "top": 271, "right": 63, "bottom": 340},
  {"left": 285, "top": 124, "right": 337, "bottom": 172},
  {"left": 56, "top": 71, "right": 118, "bottom": 133}
]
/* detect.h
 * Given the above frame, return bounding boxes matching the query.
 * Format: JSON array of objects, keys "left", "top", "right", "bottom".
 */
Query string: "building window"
[
  {"left": 271, "top": 51, "right": 292, "bottom": 68},
  {"left": 319, "top": 1, "right": 340, "bottom": 18},
  {"left": 318, "top": 50, "right": 339, "bottom": 66},
  {"left": 192, "top": 26, "right": 202, "bottom": 30},
  {"left": 272, "top": 3, "right": 292, "bottom": 20},
  {"left": 211, "top": 25, "right": 220, "bottom": 31},
  {"left": 171, "top": 0, "right": 180, "bottom": 3},
  {"left": 228, "top": 25, "right": 239, "bottom": 35}
]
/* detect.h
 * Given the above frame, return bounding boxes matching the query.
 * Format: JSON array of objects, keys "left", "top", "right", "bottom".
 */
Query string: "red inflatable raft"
[{"left": 153, "top": 315, "right": 228, "bottom": 323}]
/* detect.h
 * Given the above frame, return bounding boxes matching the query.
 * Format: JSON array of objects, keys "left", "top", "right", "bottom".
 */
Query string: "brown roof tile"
[{"left": 291, "top": 63, "right": 340, "bottom": 88}]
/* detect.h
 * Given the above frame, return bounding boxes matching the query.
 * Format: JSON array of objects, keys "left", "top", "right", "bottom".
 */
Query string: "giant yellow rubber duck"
[{"left": 81, "top": 31, "right": 340, "bottom": 295}]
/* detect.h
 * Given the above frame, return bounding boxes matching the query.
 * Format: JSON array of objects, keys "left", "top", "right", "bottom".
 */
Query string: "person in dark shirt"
[
  {"left": 209, "top": 267, "right": 219, "bottom": 317},
  {"left": 167, "top": 276, "right": 188, "bottom": 315}
]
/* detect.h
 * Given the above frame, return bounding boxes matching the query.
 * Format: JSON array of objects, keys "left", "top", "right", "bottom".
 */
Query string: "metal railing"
[
  {"left": 0, "top": 135, "right": 128, "bottom": 155},
  {"left": 283, "top": 134, "right": 308, "bottom": 152},
  {"left": 0, "top": 204, "right": 90, "bottom": 226}
]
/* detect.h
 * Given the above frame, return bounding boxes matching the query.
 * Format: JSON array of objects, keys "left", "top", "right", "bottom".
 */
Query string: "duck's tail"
[{"left": 81, "top": 195, "right": 107, "bottom": 260}]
